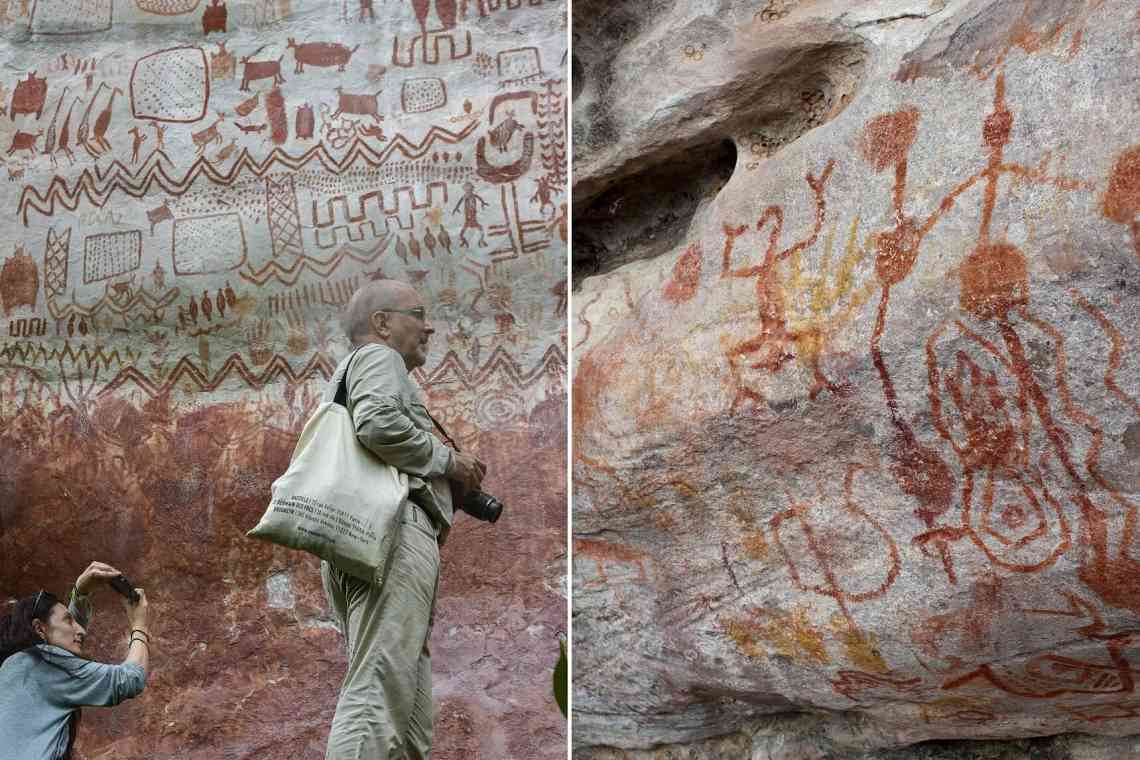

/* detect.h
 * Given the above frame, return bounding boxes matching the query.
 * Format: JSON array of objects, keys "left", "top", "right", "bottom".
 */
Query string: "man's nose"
[{"left": 423, "top": 322, "right": 435, "bottom": 335}]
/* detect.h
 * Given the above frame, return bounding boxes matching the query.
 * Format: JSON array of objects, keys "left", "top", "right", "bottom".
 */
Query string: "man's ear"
[
  {"left": 32, "top": 619, "right": 46, "bottom": 641},
  {"left": 370, "top": 311, "right": 389, "bottom": 338}
]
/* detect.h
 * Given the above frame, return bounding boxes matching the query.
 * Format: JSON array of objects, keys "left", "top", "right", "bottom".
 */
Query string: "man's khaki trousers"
[{"left": 322, "top": 503, "right": 440, "bottom": 760}]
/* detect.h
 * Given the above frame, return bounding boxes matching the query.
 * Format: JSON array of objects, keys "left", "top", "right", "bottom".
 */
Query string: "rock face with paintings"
[
  {"left": 572, "top": 0, "right": 1140, "bottom": 756},
  {"left": 0, "top": 1, "right": 567, "bottom": 757}
]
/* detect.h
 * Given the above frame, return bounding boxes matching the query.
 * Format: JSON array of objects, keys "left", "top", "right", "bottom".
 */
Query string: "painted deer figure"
[
  {"left": 147, "top": 201, "right": 173, "bottom": 235},
  {"left": 191, "top": 115, "right": 225, "bottom": 153},
  {"left": 239, "top": 54, "right": 285, "bottom": 91}
]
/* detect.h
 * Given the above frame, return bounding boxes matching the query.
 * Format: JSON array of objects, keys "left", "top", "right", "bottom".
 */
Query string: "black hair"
[{"left": 1, "top": 592, "right": 81, "bottom": 760}]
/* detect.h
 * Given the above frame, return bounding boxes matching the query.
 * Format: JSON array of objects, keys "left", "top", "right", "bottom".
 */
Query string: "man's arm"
[{"left": 347, "top": 345, "right": 454, "bottom": 478}]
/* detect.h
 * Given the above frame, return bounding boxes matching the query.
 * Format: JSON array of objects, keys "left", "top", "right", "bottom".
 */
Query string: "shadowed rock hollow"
[
  {"left": 572, "top": 0, "right": 1140, "bottom": 757},
  {"left": 0, "top": 0, "right": 568, "bottom": 757}
]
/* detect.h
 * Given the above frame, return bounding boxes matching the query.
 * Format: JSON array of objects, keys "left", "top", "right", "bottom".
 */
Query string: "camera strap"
[
  {"left": 425, "top": 408, "right": 462, "bottom": 453},
  {"left": 334, "top": 344, "right": 461, "bottom": 454}
]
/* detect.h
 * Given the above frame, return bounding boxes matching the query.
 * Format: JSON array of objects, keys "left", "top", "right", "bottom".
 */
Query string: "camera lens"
[{"left": 463, "top": 490, "right": 503, "bottom": 523}]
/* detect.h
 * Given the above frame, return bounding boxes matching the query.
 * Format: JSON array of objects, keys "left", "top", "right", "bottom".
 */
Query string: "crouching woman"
[{"left": 0, "top": 561, "right": 150, "bottom": 760}]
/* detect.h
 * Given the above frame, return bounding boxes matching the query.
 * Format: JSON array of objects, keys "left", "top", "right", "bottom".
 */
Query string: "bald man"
[{"left": 321, "top": 280, "right": 485, "bottom": 760}]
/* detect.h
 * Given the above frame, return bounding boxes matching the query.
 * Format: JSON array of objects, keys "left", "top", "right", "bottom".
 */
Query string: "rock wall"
[
  {"left": 572, "top": 0, "right": 1140, "bottom": 754},
  {"left": 0, "top": 0, "right": 567, "bottom": 756}
]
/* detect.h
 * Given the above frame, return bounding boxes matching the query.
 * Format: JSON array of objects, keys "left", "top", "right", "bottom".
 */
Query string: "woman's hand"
[
  {"left": 76, "top": 561, "right": 123, "bottom": 595},
  {"left": 124, "top": 589, "right": 149, "bottom": 631}
]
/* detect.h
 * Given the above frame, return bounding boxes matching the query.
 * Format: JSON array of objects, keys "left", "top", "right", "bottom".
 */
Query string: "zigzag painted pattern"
[
  {"left": 0, "top": 341, "right": 140, "bottom": 370},
  {"left": 95, "top": 343, "right": 566, "bottom": 398},
  {"left": 19, "top": 124, "right": 480, "bottom": 223}
]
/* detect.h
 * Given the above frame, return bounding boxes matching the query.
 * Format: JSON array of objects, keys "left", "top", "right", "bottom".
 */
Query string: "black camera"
[
  {"left": 458, "top": 489, "right": 503, "bottom": 523},
  {"left": 109, "top": 574, "right": 140, "bottom": 605}
]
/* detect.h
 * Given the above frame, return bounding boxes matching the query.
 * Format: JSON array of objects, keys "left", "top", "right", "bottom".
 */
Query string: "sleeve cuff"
[{"left": 438, "top": 444, "right": 456, "bottom": 478}]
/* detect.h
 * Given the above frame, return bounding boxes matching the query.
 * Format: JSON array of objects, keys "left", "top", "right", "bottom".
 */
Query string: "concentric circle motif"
[{"left": 475, "top": 389, "right": 525, "bottom": 428}]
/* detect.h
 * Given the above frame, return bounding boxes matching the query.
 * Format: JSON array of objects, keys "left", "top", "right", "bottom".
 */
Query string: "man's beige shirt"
[{"left": 324, "top": 342, "right": 455, "bottom": 544}]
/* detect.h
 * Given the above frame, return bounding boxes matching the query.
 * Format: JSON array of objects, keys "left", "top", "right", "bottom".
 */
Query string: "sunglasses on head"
[{"left": 32, "top": 589, "right": 48, "bottom": 617}]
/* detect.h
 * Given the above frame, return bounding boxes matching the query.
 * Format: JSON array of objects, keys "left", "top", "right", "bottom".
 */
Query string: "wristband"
[
  {"left": 128, "top": 637, "right": 149, "bottom": 650},
  {"left": 130, "top": 629, "right": 150, "bottom": 641}
]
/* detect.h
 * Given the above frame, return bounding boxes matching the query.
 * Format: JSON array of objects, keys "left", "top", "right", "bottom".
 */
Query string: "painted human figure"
[
  {"left": 127, "top": 126, "right": 147, "bottom": 164},
  {"left": 530, "top": 175, "right": 560, "bottom": 217},
  {"left": 452, "top": 181, "right": 488, "bottom": 248},
  {"left": 149, "top": 122, "right": 166, "bottom": 153}
]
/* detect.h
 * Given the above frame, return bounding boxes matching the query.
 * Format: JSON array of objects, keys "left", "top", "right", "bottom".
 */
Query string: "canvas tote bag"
[{"left": 247, "top": 349, "right": 410, "bottom": 584}]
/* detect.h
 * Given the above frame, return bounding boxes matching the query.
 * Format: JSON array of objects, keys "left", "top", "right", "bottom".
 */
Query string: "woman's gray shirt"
[{"left": 0, "top": 594, "right": 146, "bottom": 760}]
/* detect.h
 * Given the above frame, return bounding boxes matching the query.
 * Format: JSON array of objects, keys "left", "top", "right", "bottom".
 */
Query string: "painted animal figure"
[
  {"left": 234, "top": 92, "right": 259, "bottom": 117},
  {"left": 53, "top": 97, "right": 78, "bottom": 166},
  {"left": 211, "top": 41, "right": 236, "bottom": 81},
  {"left": 147, "top": 201, "right": 173, "bottom": 235},
  {"left": 358, "top": 123, "right": 386, "bottom": 141},
  {"left": 41, "top": 85, "right": 70, "bottom": 165},
  {"left": 10, "top": 71, "right": 47, "bottom": 121},
  {"left": 215, "top": 138, "right": 237, "bottom": 161},
  {"left": 6, "top": 163, "right": 25, "bottom": 181},
  {"left": 332, "top": 87, "right": 383, "bottom": 123},
  {"left": 235, "top": 122, "right": 266, "bottom": 134},
  {"left": 288, "top": 39, "right": 360, "bottom": 73},
  {"left": 202, "top": 0, "right": 226, "bottom": 34},
  {"left": 7, "top": 130, "right": 42, "bottom": 156},
  {"left": 86, "top": 87, "right": 123, "bottom": 157},
  {"left": 239, "top": 54, "right": 285, "bottom": 91},
  {"left": 191, "top": 116, "right": 224, "bottom": 153},
  {"left": 487, "top": 110, "right": 521, "bottom": 152}
]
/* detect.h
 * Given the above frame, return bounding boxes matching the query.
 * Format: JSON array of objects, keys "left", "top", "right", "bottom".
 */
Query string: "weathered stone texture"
[
  {"left": 573, "top": 0, "right": 1140, "bottom": 754},
  {"left": 0, "top": 0, "right": 567, "bottom": 757}
]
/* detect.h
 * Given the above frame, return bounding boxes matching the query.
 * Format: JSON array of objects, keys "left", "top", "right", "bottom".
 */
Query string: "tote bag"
[{"left": 247, "top": 351, "right": 410, "bottom": 584}]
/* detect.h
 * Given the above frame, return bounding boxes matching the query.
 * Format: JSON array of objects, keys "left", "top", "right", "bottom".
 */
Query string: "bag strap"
[{"left": 333, "top": 346, "right": 366, "bottom": 408}]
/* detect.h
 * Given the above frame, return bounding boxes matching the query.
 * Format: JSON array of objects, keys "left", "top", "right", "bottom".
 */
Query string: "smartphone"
[{"left": 109, "top": 574, "right": 140, "bottom": 605}]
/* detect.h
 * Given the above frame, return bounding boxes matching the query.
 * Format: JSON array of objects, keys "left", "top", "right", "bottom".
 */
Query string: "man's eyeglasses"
[{"left": 377, "top": 307, "right": 428, "bottom": 322}]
